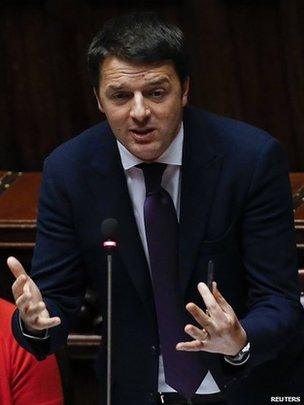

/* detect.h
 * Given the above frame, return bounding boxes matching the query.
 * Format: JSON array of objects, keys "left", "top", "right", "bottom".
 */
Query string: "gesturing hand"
[
  {"left": 8, "top": 256, "right": 61, "bottom": 334},
  {"left": 176, "top": 282, "right": 247, "bottom": 356}
]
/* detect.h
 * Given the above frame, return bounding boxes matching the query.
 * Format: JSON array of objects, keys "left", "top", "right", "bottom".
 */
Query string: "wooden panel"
[
  {"left": 291, "top": 173, "right": 304, "bottom": 220},
  {"left": 0, "top": 172, "right": 40, "bottom": 221},
  {"left": 290, "top": 173, "right": 304, "bottom": 269},
  {"left": 0, "top": 171, "right": 40, "bottom": 245}
]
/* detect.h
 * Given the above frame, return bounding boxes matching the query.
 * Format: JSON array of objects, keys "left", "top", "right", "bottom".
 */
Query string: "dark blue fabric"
[{"left": 12, "top": 106, "right": 304, "bottom": 404}]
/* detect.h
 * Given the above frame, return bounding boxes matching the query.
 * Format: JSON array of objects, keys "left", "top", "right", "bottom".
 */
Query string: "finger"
[
  {"left": 213, "top": 282, "right": 234, "bottom": 315},
  {"left": 176, "top": 340, "right": 205, "bottom": 351},
  {"left": 197, "top": 282, "right": 225, "bottom": 321},
  {"left": 7, "top": 256, "right": 27, "bottom": 279},
  {"left": 185, "top": 302, "right": 214, "bottom": 331},
  {"left": 23, "top": 282, "right": 31, "bottom": 295},
  {"left": 32, "top": 316, "right": 61, "bottom": 330},
  {"left": 26, "top": 301, "right": 46, "bottom": 318},
  {"left": 184, "top": 324, "right": 209, "bottom": 342},
  {"left": 12, "top": 270, "right": 43, "bottom": 304},
  {"left": 15, "top": 292, "right": 32, "bottom": 313},
  {"left": 12, "top": 275, "right": 28, "bottom": 301}
]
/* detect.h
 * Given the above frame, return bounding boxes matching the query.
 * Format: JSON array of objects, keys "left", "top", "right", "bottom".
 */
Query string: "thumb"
[{"left": 7, "top": 256, "right": 27, "bottom": 279}]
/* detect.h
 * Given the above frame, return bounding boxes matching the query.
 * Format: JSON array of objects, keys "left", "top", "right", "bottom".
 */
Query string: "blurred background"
[
  {"left": 0, "top": 1, "right": 303, "bottom": 403},
  {"left": 0, "top": 0, "right": 303, "bottom": 172}
]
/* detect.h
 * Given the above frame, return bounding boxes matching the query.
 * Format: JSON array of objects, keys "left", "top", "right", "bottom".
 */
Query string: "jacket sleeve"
[{"left": 239, "top": 137, "right": 303, "bottom": 368}]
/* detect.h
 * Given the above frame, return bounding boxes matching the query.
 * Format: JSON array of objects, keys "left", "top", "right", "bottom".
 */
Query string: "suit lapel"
[
  {"left": 179, "top": 108, "right": 223, "bottom": 296},
  {"left": 83, "top": 125, "right": 155, "bottom": 319}
]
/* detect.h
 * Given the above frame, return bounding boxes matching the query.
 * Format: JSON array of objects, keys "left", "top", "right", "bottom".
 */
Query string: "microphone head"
[{"left": 101, "top": 218, "right": 118, "bottom": 241}]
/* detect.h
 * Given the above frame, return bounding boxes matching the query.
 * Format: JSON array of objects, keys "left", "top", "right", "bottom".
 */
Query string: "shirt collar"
[{"left": 117, "top": 123, "right": 184, "bottom": 171}]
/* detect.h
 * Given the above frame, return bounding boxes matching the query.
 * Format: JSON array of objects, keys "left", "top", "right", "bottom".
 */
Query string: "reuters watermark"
[{"left": 270, "top": 397, "right": 301, "bottom": 403}]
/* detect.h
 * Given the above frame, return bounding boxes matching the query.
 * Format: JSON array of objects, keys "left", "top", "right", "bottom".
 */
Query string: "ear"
[
  {"left": 181, "top": 77, "right": 190, "bottom": 107},
  {"left": 93, "top": 88, "right": 105, "bottom": 113}
]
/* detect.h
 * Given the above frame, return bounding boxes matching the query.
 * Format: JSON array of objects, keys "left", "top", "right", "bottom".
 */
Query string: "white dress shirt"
[{"left": 117, "top": 124, "right": 220, "bottom": 394}]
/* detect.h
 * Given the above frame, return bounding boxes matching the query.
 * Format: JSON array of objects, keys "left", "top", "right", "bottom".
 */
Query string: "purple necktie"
[{"left": 138, "top": 163, "right": 207, "bottom": 398}]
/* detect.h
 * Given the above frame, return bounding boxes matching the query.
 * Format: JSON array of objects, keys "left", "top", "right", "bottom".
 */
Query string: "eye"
[
  {"left": 111, "top": 92, "right": 131, "bottom": 102},
  {"left": 149, "top": 89, "right": 165, "bottom": 99}
]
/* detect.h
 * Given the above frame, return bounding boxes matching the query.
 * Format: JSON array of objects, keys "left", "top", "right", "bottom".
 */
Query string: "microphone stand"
[{"left": 103, "top": 239, "right": 117, "bottom": 405}]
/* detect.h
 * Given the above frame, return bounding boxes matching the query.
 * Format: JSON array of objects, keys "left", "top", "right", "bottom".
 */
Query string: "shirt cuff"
[
  {"left": 19, "top": 313, "right": 50, "bottom": 340},
  {"left": 224, "top": 342, "right": 250, "bottom": 366}
]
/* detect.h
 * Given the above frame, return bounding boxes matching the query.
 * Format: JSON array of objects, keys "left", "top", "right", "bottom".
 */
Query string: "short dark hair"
[{"left": 87, "top": 12, "right": 189, "bottom": 88}]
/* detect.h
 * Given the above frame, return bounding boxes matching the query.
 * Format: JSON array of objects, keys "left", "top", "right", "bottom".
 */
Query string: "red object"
[{"left": 0, "top": 298, "right": 64, "bottom": 405}]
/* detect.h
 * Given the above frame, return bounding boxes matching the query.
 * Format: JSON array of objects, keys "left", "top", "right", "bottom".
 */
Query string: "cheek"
[
  {"left": 107, "top": 110, "right": 128, "bottom": 128},
  {"left": 160, "top": 106, "right": 182, "bottom": 127},
  {"left": 154, "top": 104, "right": 177, "bottom": 122},
  {"left": 162, "top": 97, "right": 183, "bottom": 117}
]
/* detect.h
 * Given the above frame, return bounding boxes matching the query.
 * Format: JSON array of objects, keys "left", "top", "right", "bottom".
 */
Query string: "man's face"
[{"left": 95, "top": 56, "right": 189, "bottom": 161}]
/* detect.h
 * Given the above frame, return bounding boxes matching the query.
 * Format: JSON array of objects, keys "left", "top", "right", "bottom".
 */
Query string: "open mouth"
[{"left": 130, "top": 128, "right": 156, "bottom": 140}]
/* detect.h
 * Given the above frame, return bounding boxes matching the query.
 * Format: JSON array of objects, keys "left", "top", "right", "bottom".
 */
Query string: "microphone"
[
  {"left": 101, "top": 218, "right": 118, "bottom": 405},
  {"left": 101, "top": 218, "right": 118, "bottom": 252}
]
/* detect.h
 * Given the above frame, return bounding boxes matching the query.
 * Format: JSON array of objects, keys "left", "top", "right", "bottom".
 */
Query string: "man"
[
  {"left": 9, "top": 12, "right": 304, "bottom": 405},
  {"left": 0, "top": 298, "right": 63, "bottom": 404}
]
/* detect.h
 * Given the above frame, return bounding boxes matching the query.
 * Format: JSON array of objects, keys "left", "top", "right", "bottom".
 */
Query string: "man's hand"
[
  {"left": 8, "top": 256, "right": 61, "bottom": 334},
  {"left": 176, "top": 282, "right": 247, "bottom": 356}
]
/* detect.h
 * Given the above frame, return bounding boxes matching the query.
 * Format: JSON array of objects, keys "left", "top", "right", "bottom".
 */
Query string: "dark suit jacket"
[{"left": 13, "top": 106, "right": 304, "bottom": 404}]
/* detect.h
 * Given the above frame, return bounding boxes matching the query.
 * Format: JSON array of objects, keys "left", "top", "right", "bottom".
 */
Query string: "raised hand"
[
  {"left": 176, "top": 282, "right": 247, "bottom": 356},
  {"left": 8, "top": 256, "right": 61, "bottom": 334}
]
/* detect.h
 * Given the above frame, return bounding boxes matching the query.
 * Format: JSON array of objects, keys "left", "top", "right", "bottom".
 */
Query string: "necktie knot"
[{"left": 137, "top": 163, "right": 167, "bottom": 195}]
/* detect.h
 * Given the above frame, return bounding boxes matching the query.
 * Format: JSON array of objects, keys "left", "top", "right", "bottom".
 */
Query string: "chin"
[
  {"left": 132, "top": 146, "right": 163, "bottom": 162},
  {"left": 135, "top": 154, "right": 159, "bottom": 162}
]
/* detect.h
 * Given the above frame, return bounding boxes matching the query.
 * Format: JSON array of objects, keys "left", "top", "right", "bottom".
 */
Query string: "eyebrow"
[
  {"left": 106, "top": 84, "right": 126, "bottom": 92},
  {"left": 145, "top": 78, "right": 170, "bottom": 87},
  {"left": 106, "top": 77, "right": 170, "bottom": 93}
]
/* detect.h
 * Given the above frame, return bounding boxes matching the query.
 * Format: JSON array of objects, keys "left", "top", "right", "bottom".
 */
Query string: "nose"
[{"left": 130, "top": 92, "right": 150, "bottom": 122}]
